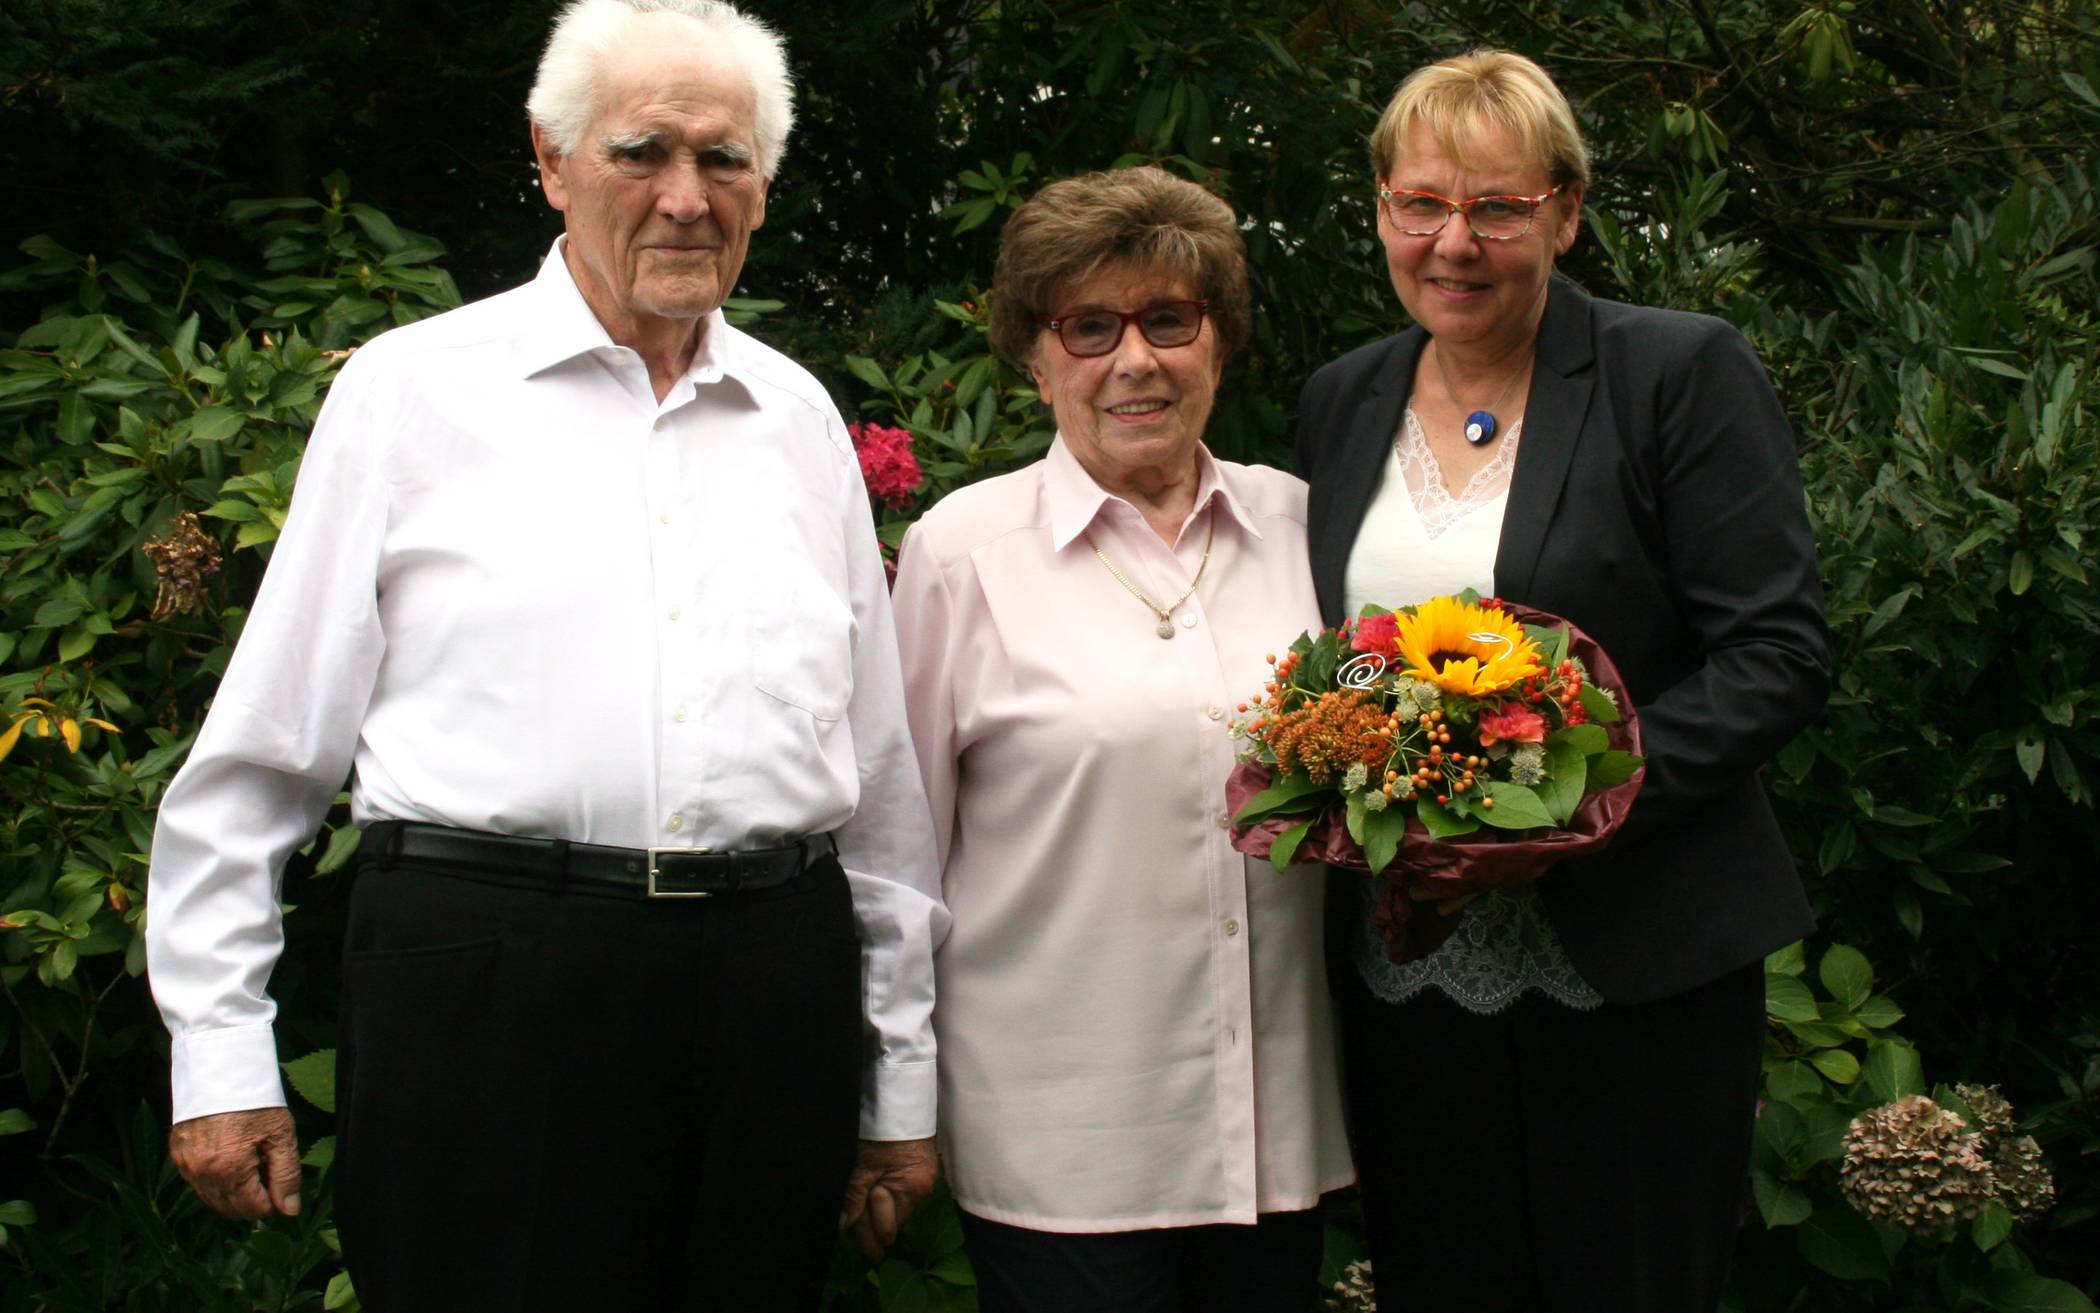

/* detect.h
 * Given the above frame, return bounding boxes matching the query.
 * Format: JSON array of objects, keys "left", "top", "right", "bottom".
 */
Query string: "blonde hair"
[
  {"left": 1370, "top": 49, "right": 1590, "bottom": 190},
  {"left": 987, "top": 166, "right": 1250, "bottom": 369}
]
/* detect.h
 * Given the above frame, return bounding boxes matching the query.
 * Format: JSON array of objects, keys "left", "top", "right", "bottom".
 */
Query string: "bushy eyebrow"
[{"left": 599, "top": 130, "right": 754, "bottom": 167}]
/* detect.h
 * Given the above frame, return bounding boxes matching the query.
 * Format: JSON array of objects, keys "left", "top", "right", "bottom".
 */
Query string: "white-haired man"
[{"left": 145, "top": 2, "right": 947, "bottom": 1306}]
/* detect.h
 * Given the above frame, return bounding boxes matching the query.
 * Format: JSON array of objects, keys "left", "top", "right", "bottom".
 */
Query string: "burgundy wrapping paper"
[{"left": 1227, "top": 603, "right": 1645, "bottom": 962}]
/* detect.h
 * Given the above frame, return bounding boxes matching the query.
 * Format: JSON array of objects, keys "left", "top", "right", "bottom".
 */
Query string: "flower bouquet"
[{"left": 1227, "top": 592, "right": 1644, "bottom": 962}]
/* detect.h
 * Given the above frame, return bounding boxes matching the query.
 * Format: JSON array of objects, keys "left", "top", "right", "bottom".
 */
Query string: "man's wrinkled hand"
[
  {"left": 168, "top": 1107, "right": 303, "bottom": 1220},
  {"left": 839, "top": 1136, "right": 939, "bottom": 1261}
]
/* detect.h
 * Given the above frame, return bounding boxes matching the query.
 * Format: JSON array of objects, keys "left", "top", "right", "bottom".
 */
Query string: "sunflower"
[{"left": 1393, "top": 595, "right": 1544, "bottom": 697}]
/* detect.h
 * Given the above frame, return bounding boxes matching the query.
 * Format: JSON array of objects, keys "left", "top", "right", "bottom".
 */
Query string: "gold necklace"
[{"left": 1087, "top": 512, "right": 1216, "bottom": 640}]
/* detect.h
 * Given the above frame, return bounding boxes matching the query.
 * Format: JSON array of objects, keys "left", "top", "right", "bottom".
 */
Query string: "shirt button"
[
  {"left": 1224, "top": 919, "right": 1240, "bottom": 937},
  {"left": 1206, "top": 705, "right": 1223, "bottom": 721},
  {"left": 667, "top": 607, "right": 682, "bottom": 621},
  {"left": 673, "top": 706, "right": 688, "bottom": 723},
  {"left": 659, "top": 509, "right": 672, "bottom": 524},
  {"left": 1180, "top": 612, "right": 1198, "bottom": 628},
  {"left": 666, "top": 813, "right": 684, "bottom": 832},
  {"left": 1218, "top": 812, "right": 1233, "bottom": 829}
]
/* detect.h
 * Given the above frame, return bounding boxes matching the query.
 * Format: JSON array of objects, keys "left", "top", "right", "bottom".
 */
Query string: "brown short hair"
[
  {"left": 1370, "top": 49, "right": 1591, "bottom": 190},
  {"left": 987, "top": 166, "right": 1250, "bottom": 370}
]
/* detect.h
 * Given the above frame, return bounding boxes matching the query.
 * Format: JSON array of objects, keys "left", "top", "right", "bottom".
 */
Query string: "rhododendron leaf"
[
  {"left": 1232, "top": 774, "right": 1326, "bottom": 825},
  {"left": 1270, "top": 819, "right": 1315, "bottom": 872},
  {"left": 1415, "top": 798, "right": 1478, "bottom": 839},
  {"left": 1534, "top": 742, "right": 1587, "bottom": 823},
  {"left": 1361, "top": 805, "right": 1409, "bottom": 873},
  {"left": 1586, "top": 751, "right": 1643, "bottom": 790},
  {"left": 1576, "top": 683, "right": 1621, "bottom": 724},
  {"left": 1548, "top": 723, "right": 1607, "bottom": 756},
  {"left": 1475, "top": 782, "right": 1554, "bottom": 829}
]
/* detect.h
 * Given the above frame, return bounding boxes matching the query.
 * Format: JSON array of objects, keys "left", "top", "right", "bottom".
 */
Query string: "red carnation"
[
  {"left": 1477, "top": 703, "right": 1548, "bottom": 746},
  {"left": 1352, "top": 613, "right": 1399, "bottom": 655}
]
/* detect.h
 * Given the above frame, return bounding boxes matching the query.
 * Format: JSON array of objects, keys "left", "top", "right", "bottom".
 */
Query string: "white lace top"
[{"left": 1341, "top": 408, "right": 1602, "bottom": 1014}]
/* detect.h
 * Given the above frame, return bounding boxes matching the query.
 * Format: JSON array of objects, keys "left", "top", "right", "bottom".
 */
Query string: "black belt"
[{"left": 364, "top": 821, "right": 832, "bottom": 898}]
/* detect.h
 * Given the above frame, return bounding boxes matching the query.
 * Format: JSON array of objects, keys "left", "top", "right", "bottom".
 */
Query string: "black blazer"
[{"left": 1297, "top": 278, "right": 1830, "bottom": 1004}]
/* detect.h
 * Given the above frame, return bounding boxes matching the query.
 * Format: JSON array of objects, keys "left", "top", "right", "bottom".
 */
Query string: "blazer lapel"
[
  {"left": 1495, "top": 278, "right": 1597, "bottom": 601},
  {"left": 1314, "top": 330, "right": 1424, "bottom": 623}
]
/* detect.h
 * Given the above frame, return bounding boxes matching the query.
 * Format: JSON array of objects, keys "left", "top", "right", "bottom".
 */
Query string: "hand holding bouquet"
[{"left": 1227, "top": 593, "right": 1644, "bottom": 961}]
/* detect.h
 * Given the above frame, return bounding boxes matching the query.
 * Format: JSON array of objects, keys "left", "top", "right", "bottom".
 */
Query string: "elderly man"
[{"left": 144, "top": 1, "right": 947, "bottom": 1307}]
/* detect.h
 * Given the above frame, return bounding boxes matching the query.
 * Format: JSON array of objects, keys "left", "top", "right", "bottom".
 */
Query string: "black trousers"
[
  {"left": 1341, "top": 962, "right": 1766, "bottom": 1313},
  {"left": 335, "top": 847, "right": 863, "bottom": 1312},
  {"left": 958, "top": 1207, "right": 1325, "bottom": 1313}
]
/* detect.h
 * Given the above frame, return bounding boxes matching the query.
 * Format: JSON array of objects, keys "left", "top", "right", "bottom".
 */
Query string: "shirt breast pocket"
[{"left": 750, "top": 562, "right": 856, "bottom": 722}]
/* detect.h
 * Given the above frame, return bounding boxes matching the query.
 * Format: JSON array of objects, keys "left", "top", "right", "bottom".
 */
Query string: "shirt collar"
[
  {"left": 512, "top": 237, "right": 737, "bottom": 399},
  {"left": 1043, "top": 433, "right": 1265, "bottom": 552}
]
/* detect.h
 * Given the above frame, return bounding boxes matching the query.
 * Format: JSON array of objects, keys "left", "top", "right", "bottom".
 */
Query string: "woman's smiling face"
[
  {"left": 1030, "top": 262, "right": 1222, "bottom": 496},
  {"left": 1378, "top": 120, "right": 1582, "bottom": 356}
]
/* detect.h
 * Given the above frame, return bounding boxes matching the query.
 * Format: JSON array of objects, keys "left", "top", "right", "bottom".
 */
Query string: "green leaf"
[
  {"left": 1751, "top": 1167, "right": 1813, "bottom": 1228},
  {"left": 1766, "top": 974, "right": 1819, "bottom": 1023},
  {"left": 1344, "top": 791, "right": 1367, "bottom": 845},
  {"left": 1818, "top": 944, "right": 1874, "bottom": 1010},
  {"left": 0, "top": 1200, "right": 36, "bottom": 1227},
  {"left": 302, "top": 1135, "right": 337, "bottom": 1169},
  {"left": 1232, "top": 773, "right": 1328, "bottom": 825},
  {"left": 1474, "top": 781, "right": 1556, "bottom": 829},
  {"left": 1862, "top": 1041, "right": 1925, "bottom": 1102},
  {"left": 1361, "top": 804, "right": 1410, "bottom": 874},
  {"left": 1971, "top": 1200, "right": 2013, "bottom": 1252},
  {"left": 843, "top": 355, "right": 890, "bottom": 391},
  {"left": 281, "top": 1049, "right": 338, "bottom": 1114},
  {"left": 1765, "top": 1059, "right": 1823, "bottom": 1105},
  {"left": 2015, "top": 731, "right": 2046, "bottom": 784},
  {"left": 1807, "top": 1048, "right": 1862, "bottom": 1084},
  {"left": 2008, "top": 550, "right": 2035, "bottom": 596},
  {"left": 1855, "top": 995, "right": 1905, "bottom": 1029},
  {"left": 1585, "top": 751, "right": 1643, "bottom": 790},
  {"left": 1415, "top": 797, "right": 1479, "bottom": 838},
  {"left": 1532, "top": 740, "right": 1587, "bottom": 824},
  {"left": 186, "top": 406, "right": 247, "bottom": 443},
  {"left": 1794, "top": 1203, "right": 1891, "bottom": 1281},
  {"left": 1766, "top": 941, "right": 1806, "bottom": 976},
  {"left": 1270, "top": 819, "right": 1315, "bottom": 872},
  {"left": 1548, "top": 723, "right": 1607, "bottom": 755},
  {"left": 313, "top": 824, "right": 363, "bottom": 876},
  {"left": 324, "top": 1270, "right": 359, "bottom": 1310},
  {"left": 1576, "top": 683, "right": 1622, "bottom": 723},
  {"left": 1981, "top": 1274, "right": 2100, "bottom": 1313},
  {"left": 0, "top": 1108, "right": 35, "bottom": 1136}
]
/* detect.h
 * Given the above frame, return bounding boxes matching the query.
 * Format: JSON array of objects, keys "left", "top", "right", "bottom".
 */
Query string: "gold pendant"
[{"left": 1157, "top": 618, "right": 1176, "bottom": 639}]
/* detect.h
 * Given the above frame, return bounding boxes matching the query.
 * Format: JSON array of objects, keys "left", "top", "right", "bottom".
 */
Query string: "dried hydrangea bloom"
[
  {"left": 1953, "top": 1083, "right": 2057, "bottom": 1221},
  {"left": 1840, "top": 1095, "right": 1994, "bottom": 1239},
  {"left": 1322, "top": 1259, "right": 1378, "bottom": 1312}
]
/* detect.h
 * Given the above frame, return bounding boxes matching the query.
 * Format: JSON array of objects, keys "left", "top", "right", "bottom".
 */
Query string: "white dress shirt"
[
  {"left": 891, "top": 437, "right": 1354, "bottom": 1231},
  {"left": 147, "top": 242, "right": 949, "bottom": 1137}
]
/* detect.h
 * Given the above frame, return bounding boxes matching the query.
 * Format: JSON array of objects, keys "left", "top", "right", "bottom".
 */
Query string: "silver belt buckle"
[{"left": 646, "top": 847, "right": 714, "bottom": 898}]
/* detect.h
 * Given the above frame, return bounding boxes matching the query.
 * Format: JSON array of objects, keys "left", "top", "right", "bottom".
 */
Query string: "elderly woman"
[
  {"left": 891, "top": 166, "right": 1354, "bottom": 1312},
  {"left": 1296, "top": 51, "right": 1830, "bottom": 1311}
]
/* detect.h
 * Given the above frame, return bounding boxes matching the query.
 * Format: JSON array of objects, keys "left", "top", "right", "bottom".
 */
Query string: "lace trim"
[
  {"left": 1395, "top": 408, "right": 1523, "bottom": 541},
  {"left": 1354, "top": 881, "right": 1603, "bottom": 1015}
]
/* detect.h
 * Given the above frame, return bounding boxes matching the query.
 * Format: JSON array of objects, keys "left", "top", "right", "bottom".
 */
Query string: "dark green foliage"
[{"left": 4, "top": 2, "right": 2099, "bottom": 1309}]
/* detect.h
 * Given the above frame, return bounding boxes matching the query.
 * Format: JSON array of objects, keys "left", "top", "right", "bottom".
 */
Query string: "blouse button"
[
  {"left": 1180, "top": 612, "right": 1197, "bottom": 628},
  {"left": 1206, "top": 706, "right": 1223, "bottom": 721},
  {"left": 1224, "top": 919, "right": 1241, "bottom": 937}
]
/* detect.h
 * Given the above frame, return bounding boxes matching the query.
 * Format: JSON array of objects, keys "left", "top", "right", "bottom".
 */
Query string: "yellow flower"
[{"left": 1393, "top": 596, "right": 1544, "bottom": 697}]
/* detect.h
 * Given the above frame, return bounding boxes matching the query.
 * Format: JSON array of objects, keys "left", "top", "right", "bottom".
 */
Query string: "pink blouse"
[{"left": 891, "top": 436, "right": 1354, "bottom": 1232}]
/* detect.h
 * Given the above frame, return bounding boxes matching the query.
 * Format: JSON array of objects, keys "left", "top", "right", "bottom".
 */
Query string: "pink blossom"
[
  {"left": 849, "top": 422, "right": 923, "bottom": 510},
  {"left": 1352, "top": 613, "right": 1399, "bottom": 655},
  {"left": 1477, "top": 703, "right": 1547, "bottom": 746}
]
